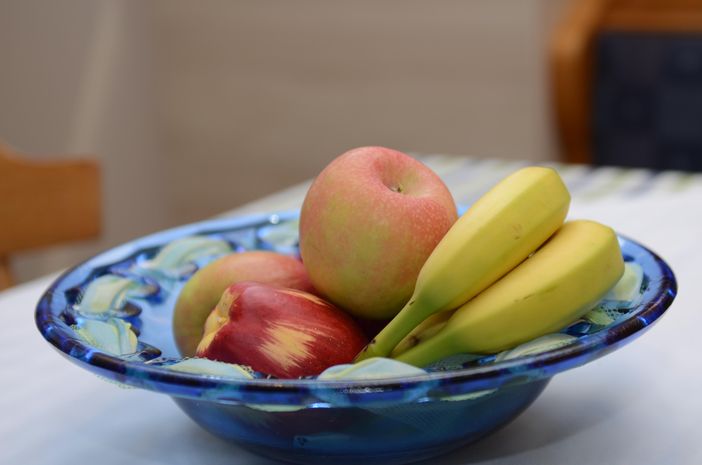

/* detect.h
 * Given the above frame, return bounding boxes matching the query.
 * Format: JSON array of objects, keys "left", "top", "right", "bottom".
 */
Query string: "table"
[{"left": 2, "top": 155, "right": 701, "bottom": 465}]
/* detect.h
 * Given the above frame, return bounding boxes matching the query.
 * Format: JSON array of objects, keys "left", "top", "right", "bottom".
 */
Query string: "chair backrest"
[
  {"left": 551, "top": 0, "right": 702, "bottom": 170},
  {"left": 0, "top": 142, "right": 101, "bottom": 290}
]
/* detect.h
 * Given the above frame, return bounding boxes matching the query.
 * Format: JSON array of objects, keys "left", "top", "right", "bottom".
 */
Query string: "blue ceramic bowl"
[{"left": 35, "top": 212, "right": 676, "bottom": 465}]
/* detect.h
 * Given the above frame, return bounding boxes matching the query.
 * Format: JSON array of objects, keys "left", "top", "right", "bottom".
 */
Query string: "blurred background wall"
[{"left": 1, "top": 0, "right": 570, "bottom": 283}]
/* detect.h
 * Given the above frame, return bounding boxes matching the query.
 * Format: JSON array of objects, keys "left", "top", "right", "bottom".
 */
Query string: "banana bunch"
[
  {"left": 394, "top": 220, "right": 624, "bottom": 366},
  {"left": 355, "top": 166, "right": 625, "bottom": 367}
]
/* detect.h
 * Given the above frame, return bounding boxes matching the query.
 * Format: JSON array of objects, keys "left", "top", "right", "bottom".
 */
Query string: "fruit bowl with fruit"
[{"left": 35, "top": 147, "right": 676, "bottom": 465}]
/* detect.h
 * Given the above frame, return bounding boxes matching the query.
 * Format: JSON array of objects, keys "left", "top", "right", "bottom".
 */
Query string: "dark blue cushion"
[{"left": 593, "top": 32, "right": 702, "bottom": 171}]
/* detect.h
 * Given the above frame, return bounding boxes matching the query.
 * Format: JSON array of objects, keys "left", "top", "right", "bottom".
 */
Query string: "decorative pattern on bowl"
[{"left": 35, "top": 211, "right": 676, "bottom": 465}]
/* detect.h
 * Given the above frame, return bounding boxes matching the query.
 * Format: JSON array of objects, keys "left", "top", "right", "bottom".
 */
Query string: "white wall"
[
  {"left": 147, "top": 0, "right": 569, "bottom": 222},
  {"left": 1, "top": 1, "right": 169, "bottom": 282},
  {"left": 0, "top": 0, "right": 570, "bottom": 283}
]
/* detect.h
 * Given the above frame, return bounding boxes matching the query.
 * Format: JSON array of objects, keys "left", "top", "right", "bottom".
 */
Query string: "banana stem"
[
  {"left": 354, "top": 298, "right": 431, "bottom": 362},
  {"left": 390, "top": 310, "right": 453, "bottom": 357},
  {"left": 393, "top": 328, "right": 456, "bottom": 367}
]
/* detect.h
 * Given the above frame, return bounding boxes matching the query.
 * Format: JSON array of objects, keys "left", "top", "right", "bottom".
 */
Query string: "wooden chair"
[
  {"left": 0, "top": 142, "right": 101, "bottom": 290},
  {"left": 551, "top": 0, "right": 702, "bottom": 168}
]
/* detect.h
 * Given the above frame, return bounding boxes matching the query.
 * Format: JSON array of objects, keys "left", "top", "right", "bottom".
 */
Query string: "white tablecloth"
[{"left": 2, "top": 156, "right": 701, "bottom": 465}]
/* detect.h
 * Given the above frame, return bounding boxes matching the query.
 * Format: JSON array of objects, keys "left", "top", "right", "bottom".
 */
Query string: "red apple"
[
  {"left": 173, "top": 251, "right": 315, "bottom": 357},
  {"left": 196, "top": 281, "right": 367, "bottom": 378},
  {"left": 299, "top": 146, "right": 457, "bottom": 320}
]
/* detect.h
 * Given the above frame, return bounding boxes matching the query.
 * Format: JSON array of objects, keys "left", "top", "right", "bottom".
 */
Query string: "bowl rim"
[{"left": 35, "top": 211, "right": 677, "bottom": 403}]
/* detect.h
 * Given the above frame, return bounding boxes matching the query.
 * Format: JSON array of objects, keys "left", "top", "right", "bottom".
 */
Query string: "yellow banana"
[
  {"left": 395, "top": 220, "right": 625, "bottom": 367},
  {"left": 356, "top": 166, "right": 570, "bottom": 361}
]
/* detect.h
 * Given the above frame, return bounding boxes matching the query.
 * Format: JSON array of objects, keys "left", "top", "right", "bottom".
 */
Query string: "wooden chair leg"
[{"left": 0, "top": 256, "right": 14, "bottom": 291}]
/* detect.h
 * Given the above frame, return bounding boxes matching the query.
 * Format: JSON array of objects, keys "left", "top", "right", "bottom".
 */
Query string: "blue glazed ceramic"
[{"left": 35, "top": 212, "right": 676, "bottom": 465}]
